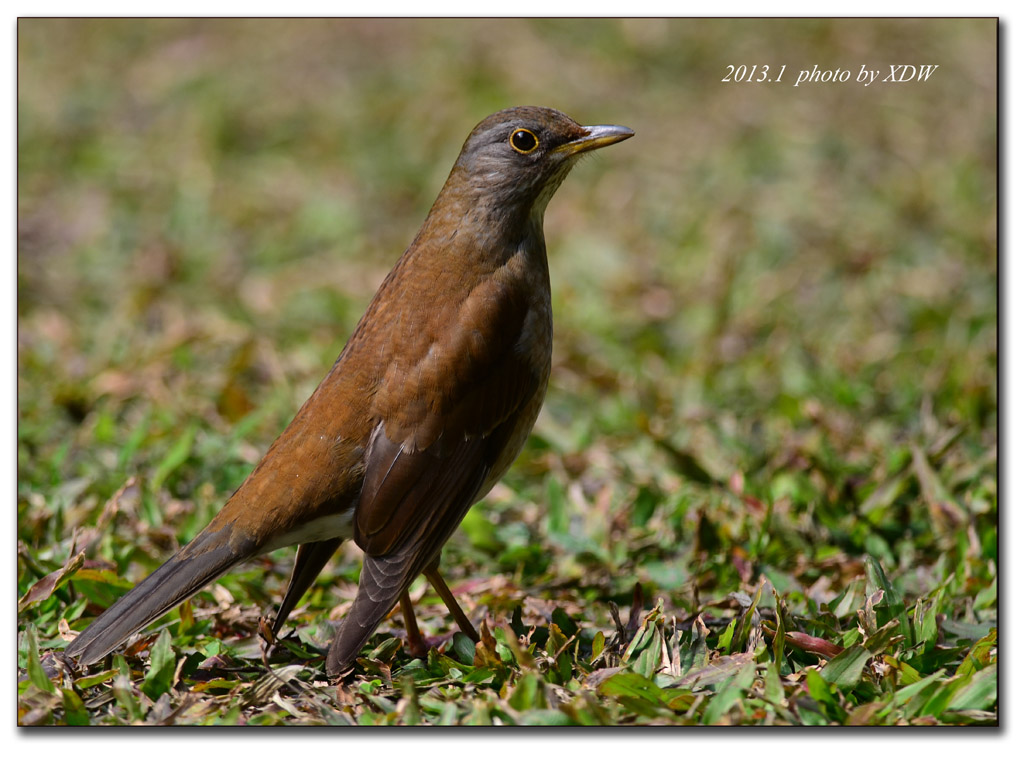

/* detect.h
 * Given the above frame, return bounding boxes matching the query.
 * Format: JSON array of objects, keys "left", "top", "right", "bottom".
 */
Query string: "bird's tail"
[{"left": 65, "top": 526, "right": 256, "bottom": 666}]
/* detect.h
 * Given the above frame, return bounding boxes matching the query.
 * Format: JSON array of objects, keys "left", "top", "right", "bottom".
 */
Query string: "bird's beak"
[{"left": 556, "top": 124, "right": 635, "bottom": 157}]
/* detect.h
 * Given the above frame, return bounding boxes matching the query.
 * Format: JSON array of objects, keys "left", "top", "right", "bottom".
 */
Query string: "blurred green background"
[{"left": 18, "top": 18, "right": 995, "bottom": 673}]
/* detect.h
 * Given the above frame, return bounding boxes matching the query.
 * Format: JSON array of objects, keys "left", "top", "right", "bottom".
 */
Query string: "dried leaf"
[{"left": 18, "top": 550, "right": 85, "bottom": 612}]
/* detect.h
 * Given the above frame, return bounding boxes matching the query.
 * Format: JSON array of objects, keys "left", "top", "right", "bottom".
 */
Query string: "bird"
[{"left": 65, "top": 105, "right": 633, "bottom": 679}]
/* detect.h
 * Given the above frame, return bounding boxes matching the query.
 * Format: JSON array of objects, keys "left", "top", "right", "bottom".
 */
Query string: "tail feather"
[{"left": 66, "top": 527, "right": 256, "bottom": 665}]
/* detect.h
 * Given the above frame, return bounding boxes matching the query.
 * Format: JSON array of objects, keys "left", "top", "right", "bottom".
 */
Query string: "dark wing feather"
[
  {"left": 325, "top": 421, "right": 518, "bottom": 676},
  {"left": 324, "top": 250, "right": 550, "bottom": 676}
]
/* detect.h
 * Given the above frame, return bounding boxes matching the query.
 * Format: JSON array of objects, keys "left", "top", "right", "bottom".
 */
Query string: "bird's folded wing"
[
  {"left": 354, "top": 267, "right": 539, "bottom": 558},
  {"left": 326, "top": 271, "right": 545, "bottom": 673},
  {"left": 326, "top": 412, "right": 525, "bottom": 674}
]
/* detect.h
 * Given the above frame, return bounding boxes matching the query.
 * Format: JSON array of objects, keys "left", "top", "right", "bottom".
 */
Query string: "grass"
[{"left": 17, "top": 18, "right": 996, "bottom": 726}]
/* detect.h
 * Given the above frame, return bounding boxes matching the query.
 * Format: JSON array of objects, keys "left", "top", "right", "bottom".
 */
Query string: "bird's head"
[{"left": 442, "top": 106, "right": 633, "bottom": 228}]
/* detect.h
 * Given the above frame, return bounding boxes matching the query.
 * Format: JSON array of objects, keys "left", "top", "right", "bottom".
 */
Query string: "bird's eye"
[{"left": 509, "top": 128, "right": 539, "bottom": 154}]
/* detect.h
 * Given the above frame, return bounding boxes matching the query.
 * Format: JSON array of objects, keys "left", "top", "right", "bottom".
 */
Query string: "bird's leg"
[
  {"left": 274, "top": 538, "right": 343, "bottom": 637},
  {"left": 400, "top": 591, "right": 429, "bottom": 658},
  {"left": 424, "top": 562, "right": 480, "bottom": 643}
]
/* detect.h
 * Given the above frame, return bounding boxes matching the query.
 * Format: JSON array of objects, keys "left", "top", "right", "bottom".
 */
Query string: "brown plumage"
[{"left": 65, "top": 106, "right": 633, "bottom": 678}]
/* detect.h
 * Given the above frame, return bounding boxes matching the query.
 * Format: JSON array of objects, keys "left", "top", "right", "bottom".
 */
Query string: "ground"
[{"left": 18, "top": 18, "right": 996, "bottom": 726}]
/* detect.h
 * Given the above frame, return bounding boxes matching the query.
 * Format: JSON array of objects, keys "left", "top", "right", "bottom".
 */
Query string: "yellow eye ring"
[{"left": 509, "top": 128, "right": 539, "bottom": 154}]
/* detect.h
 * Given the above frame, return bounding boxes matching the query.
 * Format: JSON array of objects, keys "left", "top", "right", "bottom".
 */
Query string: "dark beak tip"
[
  {"left": 561, "top": 124, "right": 634, "bottom": 155},
  {"left": 587, "top": 124, "right": 634, "bottom": 141}
]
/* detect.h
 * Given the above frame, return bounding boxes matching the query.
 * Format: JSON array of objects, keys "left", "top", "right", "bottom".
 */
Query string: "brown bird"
[{"left": 65, "top": 105, "right": 633, "bottom": 678}]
